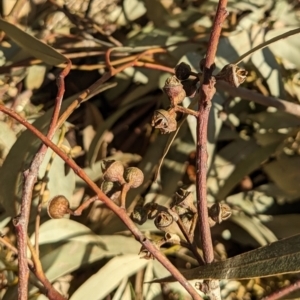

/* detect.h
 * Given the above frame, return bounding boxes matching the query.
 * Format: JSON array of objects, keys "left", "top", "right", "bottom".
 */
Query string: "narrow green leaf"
[
  {"left": 0, "top": 18, "right": 67, "bottom": 65},
  {"left": 153, "top": 234, "right": 300, "bottom": 282}
]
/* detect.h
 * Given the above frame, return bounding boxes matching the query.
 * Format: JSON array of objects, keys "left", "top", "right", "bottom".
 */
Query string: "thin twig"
[
  {"left": 0, "top": 235, "right": 63, "bottom": 298},
  {"left": 14, "top": 60, "right": 71, "bottom": 300},
  {"left": 0, "top": 236, "right": 33, "bottom": 268},
  {"left": 0, "top": 106, "right": 203, "bottom": 300},
  {"left": 72, "top": 195, "right": 99, "bottom": 216},
  {"left": 54, "top": 48, "right": 168, "bottom": 131},
  {"left": 262, "top": 279, "right": 300, "bottom": 300},
  {"left": 27, "top": 238, "right": 66, "bottom": 300},
  {"left": 175, "top": 216, "right": 204, "bottom": 264}
]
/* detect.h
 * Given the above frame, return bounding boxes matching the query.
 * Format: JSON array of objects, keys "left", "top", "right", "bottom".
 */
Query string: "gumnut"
[
  {"left": 47, "top": 195, "right": 71, "bottom": 219},
  {"left": 163, "top": 76, "right": 186, "bottom": 105},
  {"left": 101, "top": 160, "right": 125, "bottom": 184},
  {"left": 124, "top": 167, "right": 144, "bottom": 188}
]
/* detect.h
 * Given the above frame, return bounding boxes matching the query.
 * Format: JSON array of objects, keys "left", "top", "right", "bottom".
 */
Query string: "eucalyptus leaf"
[
  {"left": 0, "top": 18, "right": 67, "bottom": 65},
  {"left": 153, "top": 234, "right": 300, "bottom": 282},
  {"left": 217, "top": 141, "right": 281, "bottom": 200},
  {"left": 0, "top": 121, "right": 16, "bottom": 158},
  {"left": 266, "top": 27, "right": 300, "bottom": 69},
  {"left": 250, "top": 25, "right": 285, "bottom": 98},
  {"left": 263, "top": 155, "right": 300, "bottom": 197},
  {"left": 70, "top": 254, "right": 149, "bottom": 300}
]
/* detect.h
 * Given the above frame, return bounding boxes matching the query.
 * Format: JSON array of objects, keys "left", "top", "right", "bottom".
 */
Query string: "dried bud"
[
  {"left": 175, "top": 62, "right": 191, "bottom": 80},
  {"left": 131, "top": 206, "right": 148, "bottom": 225},
  {"left": 124, "top": 167, "right": 144, "bottom": 188},
  {"left": 215, "top": 64, "right": 248, "bottom": 87},
  {"left": 163, "top": 76, "right": 186, "bottom": 105},
  {"left": 151, "top": 109, "right": 177, "bottom": 134},
  {"left": 154, "top": 211, "right": 174, "bottom": 231},
  {"left": 182, "top": 79, "right": 198, "bottom": 98},
  {"left": 154, "top": 211, "right": 183, "bottom": 238},
  {"left": 47, "top": 195, "right": 71, "bottom": 219},
  {"left": 101, "top": 160, "right": 125, "bottom": 184},
  {"left": 172, "top": 188, "right": 197, "bottom": 214},
  {"left": 208, "top": 203, "right": 232, "bottom": 224}
]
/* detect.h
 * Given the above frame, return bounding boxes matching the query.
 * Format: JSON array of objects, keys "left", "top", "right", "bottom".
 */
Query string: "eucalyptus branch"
[
  {"left": 0, "top": 106, "right": 203, "bottom": 300},
  {"left": 14, "top": 60, "right": 71, "bottom": 300}
]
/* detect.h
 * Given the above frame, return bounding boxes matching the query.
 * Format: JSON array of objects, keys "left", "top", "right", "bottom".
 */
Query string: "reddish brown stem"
[
  {"left": 14, "top": 60, "right": 71, "bottom": 300},
  {"left": 0, "top": 106, "right": 202, "bottom": 300},
  {"left": 72, "top": 195, "right": 99, "bottom": 216},
  {"left": 196, "top": 0, "right": 228, "bottom": 265},
  {"left": 27, "top": 238, "right": 66, "bottom": 300},
  {"left": 262, "top": 279, "right": 300, "bottom": 300},
  {"left": 195, "top": 2, "right": 228, "bottom": 299},
  {"left": 55, "top": 49, "right": 167, "bottom": 132},
  {"left": 195, "top": 99, "right": 214, "bottom": 263}
]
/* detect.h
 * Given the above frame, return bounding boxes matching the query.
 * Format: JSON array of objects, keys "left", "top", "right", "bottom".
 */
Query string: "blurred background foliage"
[{"left": 0, "top": 0, "right": 300, "bottom": 299}]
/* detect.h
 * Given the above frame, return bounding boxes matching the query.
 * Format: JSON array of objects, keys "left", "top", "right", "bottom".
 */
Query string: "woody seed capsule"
[
  {"left": 47, "top": 195, "right": 71, "bottom": 219},
  {"left": 124, "top": 167, "right": 144, "bottom": 188},
  {"left": 101, "top": 160, "right": 125, "bottom": 184}
]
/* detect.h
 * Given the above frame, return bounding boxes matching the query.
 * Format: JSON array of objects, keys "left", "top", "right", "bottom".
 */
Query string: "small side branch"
[{"left": 14, "top": 60, "right": 71, "bottom": 300}]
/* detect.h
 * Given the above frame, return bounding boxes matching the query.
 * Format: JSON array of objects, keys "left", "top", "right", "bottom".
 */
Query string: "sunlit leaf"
[{"left": 70, "top": 255, "right": 149, "bottom": 300}]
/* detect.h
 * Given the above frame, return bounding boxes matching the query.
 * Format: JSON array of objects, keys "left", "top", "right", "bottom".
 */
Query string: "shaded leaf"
[
  {"left": 87, "top": 96, "right": 155, "bottom": 165},
  {"left": 248, "top": 111, "right": 300, "bottom": 130},
  {"left": 217, "top": 141, "right": 281, "bottom": 200},
  {"left": 263, "top": 155, "right": 300, "bottom": 197},
  {"left": 144, "top": 0, "right": 169, "bottom": 27},
  {"left": 0, "top": 18, "right": 67, "bottom": 65}
]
